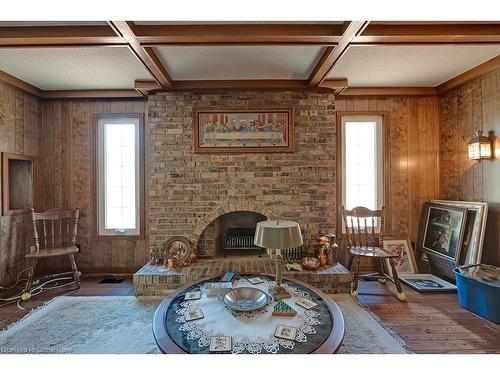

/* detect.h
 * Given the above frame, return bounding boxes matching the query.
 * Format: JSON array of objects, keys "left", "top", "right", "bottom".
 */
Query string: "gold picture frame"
[{"left": 193, "top": 108, "right": 295, "bottom": 153}]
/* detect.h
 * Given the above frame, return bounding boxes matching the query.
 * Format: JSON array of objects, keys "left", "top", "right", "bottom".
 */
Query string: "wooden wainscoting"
[
  {"left": 439, "top": 69, "right": 500, "bottom": 266},
  {"left": 0, "top": 82, "right": 41, "bottom": 287},
  {"left": 38, "top": 99, "right": 149, "bottom": 275},
  {"left": 335, "top": 96, "right": 440, "bottom": 269}
]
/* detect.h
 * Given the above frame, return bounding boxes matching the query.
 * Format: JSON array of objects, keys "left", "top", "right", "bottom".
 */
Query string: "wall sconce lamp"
[{"left": 468, "top": 130, "right": 493, "bottom": 161}]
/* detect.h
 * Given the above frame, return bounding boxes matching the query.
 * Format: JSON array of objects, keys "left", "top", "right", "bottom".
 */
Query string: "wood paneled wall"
[
  {"left": 39, "top": 99, "right": 148, "bottom": 274},
  {"left": 0, "top": 82, "right": 41, "bottom": 286},
  {"left": 439, "top": 69, "right": 500, "bottom": 266},
  {"left": 335, "top": 96, "right": 440, "bottom": 267}
]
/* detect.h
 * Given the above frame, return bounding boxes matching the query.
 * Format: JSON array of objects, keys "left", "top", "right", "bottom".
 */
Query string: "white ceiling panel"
[
  {"left": 156, "top": 46, "right": 325, "bottom": 80},
  {"left": 0, "top": 47, "right": 152, "bottom": 90},
  {"left": 328, "top": 45, "right": 500, "bottom": 86}
]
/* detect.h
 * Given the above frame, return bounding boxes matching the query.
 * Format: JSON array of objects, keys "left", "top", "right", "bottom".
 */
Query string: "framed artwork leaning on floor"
[
  {"left": 430, "top": 200, "right": 488, "bottom": 266},
  {"left": 419, "top": 203, "right": 467, "bottom": 263},
  {"left": 383, "top": 237, "right": 418, "bottom": 277}
]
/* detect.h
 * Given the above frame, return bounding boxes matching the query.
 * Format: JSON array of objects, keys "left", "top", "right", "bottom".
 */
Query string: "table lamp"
[{"left": 254, "top": 220, "right": 303, "bottom": 300}]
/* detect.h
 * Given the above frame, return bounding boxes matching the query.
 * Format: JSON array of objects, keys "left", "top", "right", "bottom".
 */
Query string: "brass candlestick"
[{"left": 270, "top": 249, "right": 291, "bottom": 301}]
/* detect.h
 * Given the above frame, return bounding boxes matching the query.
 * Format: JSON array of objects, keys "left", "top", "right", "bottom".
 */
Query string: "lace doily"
[{"left": 173, "top": 277, "right": 323, "bottom": 354}]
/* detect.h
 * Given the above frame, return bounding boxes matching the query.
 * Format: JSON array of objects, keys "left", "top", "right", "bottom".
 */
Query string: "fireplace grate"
[
  {"left": 223, "top": 228, "right": 264, "bottom": 257},
  {"left": 223, "top": 227, "right": 306, "bottom": 260}
]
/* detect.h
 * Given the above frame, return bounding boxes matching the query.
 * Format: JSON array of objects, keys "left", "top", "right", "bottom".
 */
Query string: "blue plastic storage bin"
[{"left": 454, "top": 265, "right": 500, "bottom": 324}]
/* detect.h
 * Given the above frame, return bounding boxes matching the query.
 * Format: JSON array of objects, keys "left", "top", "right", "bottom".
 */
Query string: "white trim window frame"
[
  {"left": 97, "top": 116, "right": 141, "bottom": 236},
  {"left": 341, "top": 115, "right": 384, "bottom": 226}
]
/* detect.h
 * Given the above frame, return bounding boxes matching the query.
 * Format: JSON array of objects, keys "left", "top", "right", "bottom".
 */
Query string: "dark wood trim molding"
[
  {"left": 134, "top": 80, "right": 161, "bottom": 96},
  {"left": 134, "top": 24, "right": 343, "bottom": 46},
  {"left": 42, "top": 90, "right": 144, "bottom": 99},
  {"left": 0, "top": 69, "right": 41, "bottom": 96},
  {"left": 338, "top": 87, "right": 437, "bottom": 97},
  {"left": 436, "top": 55, "right": 500, "bottom": 94},
  {"left": 354, "top": 23, "right": 500, "bottom": 45},
  {"left": 0, "top": 25, "right": 126, "bottom": 47},
  {"left": 108, "top": 21, "right": 173, "bottom": 88},
  {"left": 319, "top": 78, "right": 349, "bottom": 93},
  {"left": 134, "top": 79, "right": 347, "bottom": 94},
  {"left": 308, "top": 21, "right": 369, "bottom": 87},
  {"left": 173, "top": 79, "right": 310, "bottom": 90}
]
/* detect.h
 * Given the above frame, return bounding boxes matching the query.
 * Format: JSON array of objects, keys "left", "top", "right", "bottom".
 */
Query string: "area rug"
[{"left": 0, "top": 295, "right": 409, "bottom": 354}]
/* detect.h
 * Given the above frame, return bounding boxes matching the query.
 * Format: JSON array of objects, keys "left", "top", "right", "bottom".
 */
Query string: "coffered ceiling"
[
  {"left": 327, "top": 45, "right": 500, "bottom": 87},
  {"left": 156, "top": 46, "right": 326, "bottom": 80},
  {"left": 0, "top": 47, "right": 151, "bottom": 90},
  {"left": 0, "top": 21, "right": 498, "bottom": 97}
]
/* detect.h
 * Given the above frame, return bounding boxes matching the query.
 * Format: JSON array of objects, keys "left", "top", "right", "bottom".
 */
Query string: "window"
[
  {"left": 97, "top": 116, "right": 141, "bottom": 236},
  {"left": 341, "top": 115, "right": 383, "bottom": 212}
]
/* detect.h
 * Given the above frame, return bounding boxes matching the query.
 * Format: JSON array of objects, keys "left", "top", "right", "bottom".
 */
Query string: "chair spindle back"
[
  {"left": 31, "top": 208, "right": 80, "bottom": 252},
  {"left": 341, "top": 206, "right": 384, "bottom": 249}
]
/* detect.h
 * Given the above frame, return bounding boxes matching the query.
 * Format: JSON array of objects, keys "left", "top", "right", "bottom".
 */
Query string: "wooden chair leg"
[
  {"left": 69, "top": 253, "right": 81, "bottom": 286},
  {"left": 377, "top": 259, "right": 387, "bottom": 284},
  {"left": 347, "top": 253, "right": 354, "bottom": 270},
  {"left": 389, "top": 258, "right": 406, "bottom": 301},
  {"left": 350, "top": 256, "right": 361, "bottom": 297},
  {"left": 22, "top": 259, "right": 38, "bottom": 301}
]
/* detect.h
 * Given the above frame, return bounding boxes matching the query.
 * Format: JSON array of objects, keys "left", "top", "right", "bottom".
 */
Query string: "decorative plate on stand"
[{"left": 163, "top": 236, "right": 192, "bottom": 263}]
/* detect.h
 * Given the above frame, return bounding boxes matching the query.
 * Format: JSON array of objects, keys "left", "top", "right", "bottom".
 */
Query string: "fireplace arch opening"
[{"left": 197, "top": 210, "right": 267, "bottom": 258}]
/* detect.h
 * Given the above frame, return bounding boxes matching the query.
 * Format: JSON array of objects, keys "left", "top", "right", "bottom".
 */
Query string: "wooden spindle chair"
[
  {"left": 342, "top": 206, "right": 406, "bottom": 301},
  {"left": 21, "top": 208, "right": 81, "bottom": 301}
]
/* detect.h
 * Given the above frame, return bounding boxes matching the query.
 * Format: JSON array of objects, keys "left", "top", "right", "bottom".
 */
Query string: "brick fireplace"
[
  {"left": 135, "top": 90, "right": 351, "bottom": 295},
  {"left": 146, "top": 90, "right": 337, "bottom": 253}
]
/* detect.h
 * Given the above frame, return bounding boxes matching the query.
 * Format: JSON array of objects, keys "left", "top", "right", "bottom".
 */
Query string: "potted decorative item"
[
  {"left": 302, "top": 257, "right": 321, "bottom": 270},
  {"left": 325, "top": 233, "right": 338, "bottom": 266},
  {"left": 315, "top": 235, "right": 331, "bottom": 267}
]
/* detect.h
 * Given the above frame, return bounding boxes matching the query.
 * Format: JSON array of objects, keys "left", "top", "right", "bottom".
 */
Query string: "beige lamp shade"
[{"left": 254, "top": 220, "right": 303, "bottom": 249}]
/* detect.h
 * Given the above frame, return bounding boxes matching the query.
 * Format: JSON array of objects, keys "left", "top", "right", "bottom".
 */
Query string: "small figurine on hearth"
[
  {"left": 149, "top": 246, "right": 163, "bottom": 265},
  {"left": 315, "top": 235, "right": 331, "bottom": 267},
  {"left": 190, "top": 247, "right": 198, "bottom": 264}
]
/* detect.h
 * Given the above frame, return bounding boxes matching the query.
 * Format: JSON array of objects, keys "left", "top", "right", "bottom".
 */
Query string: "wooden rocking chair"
[
  {"left": 21, "top": 208, "right": 81, "bottom": 301},
  {"left": 342, "top": 206, "right": 406, "bottom": 302}
]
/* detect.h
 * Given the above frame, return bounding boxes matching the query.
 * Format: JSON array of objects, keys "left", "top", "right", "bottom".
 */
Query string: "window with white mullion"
[
  {"left": 342, "top": 115, "right": 383, "bottom": 227},
  {"left": 98, "top": 117, "right": 140, "bottom": 236}
]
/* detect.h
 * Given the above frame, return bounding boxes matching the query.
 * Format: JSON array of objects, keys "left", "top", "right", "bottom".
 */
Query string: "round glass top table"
[{"left": 153, "top": 274, "right": 345, "bottom": 354}]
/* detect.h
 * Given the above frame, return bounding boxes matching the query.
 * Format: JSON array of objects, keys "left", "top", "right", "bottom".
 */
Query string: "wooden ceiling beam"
[
  {"left": 308, "top": 21, "right": 369, "bottom": 87},
  {"left": 353, "top": 24, "right": 500, "bottom": 45},
  {"left": 109, "top": 21, "right": 173, "bottom": 88},
  {"left": 0, "top": 69, "right": 41, "bottom": 96},
  {"left": 318, "top": 78, "right": 348, "bottom": 94},
  {"left": 134, "top": 79, "right": 344, "bottom": 93},
  {"left": 171, "top": 80, "right": 310, "bottom": 91},
  {"left": 0, "top": 26, "right": 126, "bottom": 47},
  {"left": 437, "top": 55, "right": 500, "bottom": 94},
  {"left": 134, "top": 24, "right": 343, "bottom": 46},
  {"left": 134, "top": 80, "right": 161, "bottom": 96}
]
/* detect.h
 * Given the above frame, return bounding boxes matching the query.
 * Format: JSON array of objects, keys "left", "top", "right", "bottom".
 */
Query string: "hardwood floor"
[
  {"left": 0, "top": 277, "right": 498, "bottom": 354},
  {"left": 356, "top": 281, "right": 500, "bottom": 354}
]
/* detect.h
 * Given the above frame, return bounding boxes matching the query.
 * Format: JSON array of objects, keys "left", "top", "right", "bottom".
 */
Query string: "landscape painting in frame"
[
  {"left": 193, "top": 109, "right": 294, "bottom": 153},
  {"left": 422, "top": 203, "right": 467, "bottom": 262}
]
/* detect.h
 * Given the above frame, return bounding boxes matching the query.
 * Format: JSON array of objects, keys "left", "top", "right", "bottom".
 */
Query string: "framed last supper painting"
[{"left": 193, "top": 108, "right": 294, "bottom": 153}]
